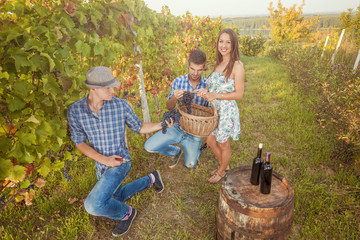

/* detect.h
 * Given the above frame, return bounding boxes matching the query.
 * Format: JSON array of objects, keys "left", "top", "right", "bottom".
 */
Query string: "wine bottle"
[
  {"left": 260, "top": 152, "right": 273, "bottom": 194},
  {"left": 250, "top": 143, "right": 263, "bottom": 185}
]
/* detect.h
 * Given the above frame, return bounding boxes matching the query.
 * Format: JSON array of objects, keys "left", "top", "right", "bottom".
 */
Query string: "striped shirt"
[
  {"left": 67, "top": 96, "right": 142, "bottom": 177},
  {"left": 168, "top": 74, "right": 208, "bottom": 106}
]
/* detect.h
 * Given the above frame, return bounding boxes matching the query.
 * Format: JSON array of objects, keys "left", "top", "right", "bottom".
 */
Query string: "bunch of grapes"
[
  {"left": 62, "top": 167, "right": 72, "bottom": 182},
  {"left": 181, "top": 92, "right": 194, "bottom": 114},
  {"left": 200, "top": 143, "right": 208, "bottom": 151},
  {"left": 161, "top": 109, "right": 181, "bottom": 134}
]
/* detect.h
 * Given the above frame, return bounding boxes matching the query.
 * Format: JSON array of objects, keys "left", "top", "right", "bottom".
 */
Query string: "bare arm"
[
  {"left": 166, "top": 89, "right": 185, "bottom": 110},
  {"left": 76, "top": 143, "right": 123, "bottom": 167},
  {"left": 140, "top": 119, "right": 174, "bottom": 134}
]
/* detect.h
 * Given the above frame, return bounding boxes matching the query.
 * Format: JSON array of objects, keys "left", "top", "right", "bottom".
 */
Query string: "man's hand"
[
  {"left": 165, "top": 117, "right": 174, "bottom": 128},
  {"left": 107, "top": 155, "right": 125, "bottom": 167},
  {"left": 173, "top": 89, "right": 185, "bottom": 100}
]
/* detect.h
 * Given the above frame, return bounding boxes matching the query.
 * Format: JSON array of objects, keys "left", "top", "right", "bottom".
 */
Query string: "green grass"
[{"left": 1, "top": 56, "right": 359, "bottom": 239}]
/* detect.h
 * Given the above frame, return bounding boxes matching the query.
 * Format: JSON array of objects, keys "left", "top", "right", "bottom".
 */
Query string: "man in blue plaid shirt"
[
  {"left": 67, "top": 66, "right": 173, "bottom": 237},
  {"left": 145, "top": 49, "right": 208, "bottom": 168}
]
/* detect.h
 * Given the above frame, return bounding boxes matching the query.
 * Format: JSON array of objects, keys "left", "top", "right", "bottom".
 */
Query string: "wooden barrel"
[{"left": 216, "top": 165, "right": 294, "bottom": 240}]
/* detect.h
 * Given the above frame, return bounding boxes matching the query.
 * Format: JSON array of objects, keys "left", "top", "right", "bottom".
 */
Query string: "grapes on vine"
[
  {"left": 161, "top": 109, "right": 181, "bottom": 134},
  {"left": 181, "top": 92, "right": 194, "bottom": 114},
  {"left": 62, "top": 167, "right": 72, "bottom": 182}
]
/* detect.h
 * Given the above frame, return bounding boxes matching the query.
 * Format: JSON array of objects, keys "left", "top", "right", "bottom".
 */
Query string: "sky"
[{"left": 142, "top": 0, "right": 360, "bottom": 18}]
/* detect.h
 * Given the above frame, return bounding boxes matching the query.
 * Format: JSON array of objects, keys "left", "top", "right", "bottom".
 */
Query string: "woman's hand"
[
  {"left": 204, "top": 92, "right": 216, "bottom": 101},
  {"left": 193, "top": 88, "right": 208, "bottom": 98}
]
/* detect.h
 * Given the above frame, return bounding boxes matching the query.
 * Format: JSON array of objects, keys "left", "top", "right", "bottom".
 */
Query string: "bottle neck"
[
  {"left": 257, "top": 148, "right": 262, "bottom": 158},
  {"left": 265, "top": 152, "right": 271, "bottom": 163}
]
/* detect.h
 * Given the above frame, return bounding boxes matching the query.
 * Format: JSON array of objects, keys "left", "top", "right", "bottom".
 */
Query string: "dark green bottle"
[
  {"left": 250, "top": 143, "right": 263, "bottom": 185},
  {"left": 260, "top": 152, "right": 273, "bottom": 194}
]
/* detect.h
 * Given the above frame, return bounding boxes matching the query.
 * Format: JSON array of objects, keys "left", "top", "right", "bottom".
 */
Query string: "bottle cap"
[{"left": 259, "top": 143, "right": 263, "bottom": 148}]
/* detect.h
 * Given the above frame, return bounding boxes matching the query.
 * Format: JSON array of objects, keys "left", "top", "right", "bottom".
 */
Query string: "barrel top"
[{"left": 222, "top": 165, "right": 294, "bottom": 209}]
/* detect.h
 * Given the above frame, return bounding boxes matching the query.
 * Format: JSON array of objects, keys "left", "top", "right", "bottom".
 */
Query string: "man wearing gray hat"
[{"left": 67, "top": 66, "right": 173, "bottom": 236}]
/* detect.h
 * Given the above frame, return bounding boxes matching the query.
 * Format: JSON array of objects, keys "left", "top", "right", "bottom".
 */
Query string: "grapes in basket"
[
  {"left": 181, "top": 92, "right": 194, "bottom": 114},
  {"left": 161, "top": 109, "right": 181, "bottom": 134}
]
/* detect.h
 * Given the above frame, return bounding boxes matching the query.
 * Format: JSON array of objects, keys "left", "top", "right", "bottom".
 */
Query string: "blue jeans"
[
  {"left": 144, "top": 123, "right": 202, "bottom": 168},
  {"left": 84, "top": 162, "right": 151, "bottom": 220}
]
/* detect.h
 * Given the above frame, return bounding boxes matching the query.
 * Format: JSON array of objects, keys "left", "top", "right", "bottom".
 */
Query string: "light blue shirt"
[
  {"left": 168, "top": 74, "right": 208, "bottom": 107},
  {"left": 67, "top": 96, "right": 142, "bottom": 177}
]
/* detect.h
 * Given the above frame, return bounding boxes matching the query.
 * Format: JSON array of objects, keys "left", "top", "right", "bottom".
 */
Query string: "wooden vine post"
[
  {"left": 128, "top": 13, "right": 151, "bottom": 127},
  {"left": 353, "top": 49, "right": 360, "bottom": 71},
  {"left": 321, "top": 35, "right": 329, "bottom": 58},
  {"left": 135, "top": 46, "right": 151, "bottom": 125}
]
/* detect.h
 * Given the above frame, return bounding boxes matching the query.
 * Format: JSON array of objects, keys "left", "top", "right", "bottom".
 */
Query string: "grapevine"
[
  {"left": 0, "top": 0, "right": 229, "bottom": 210},
  {"left": 161, "top": 109, "right": 181, "bottom": 134}
]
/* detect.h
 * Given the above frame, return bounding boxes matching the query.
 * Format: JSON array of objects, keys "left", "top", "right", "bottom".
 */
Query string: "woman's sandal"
[
  {"left": 210, "top": 166, "right": 230, "bottom": 176},
  {"left": 207, "top": 171, "right": 225, "bottom": 184}
]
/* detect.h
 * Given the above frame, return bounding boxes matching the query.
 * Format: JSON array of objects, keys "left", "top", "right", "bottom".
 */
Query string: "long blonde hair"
[{"left": 214, "top": 28, "right": 240, "bottom": 80}]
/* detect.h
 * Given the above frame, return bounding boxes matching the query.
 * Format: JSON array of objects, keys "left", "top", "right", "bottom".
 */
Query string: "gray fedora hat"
[{"left": 84, "top": 66, "right": 120, "bottom": 88}]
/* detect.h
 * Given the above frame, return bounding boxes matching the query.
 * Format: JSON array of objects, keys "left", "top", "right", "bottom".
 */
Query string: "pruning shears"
[{"left": 115, "top": 157, "right": 131, "bottom": 163}]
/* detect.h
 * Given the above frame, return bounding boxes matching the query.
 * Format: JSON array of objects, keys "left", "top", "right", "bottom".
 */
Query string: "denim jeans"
[
  {"left": 84, "top": 161, "right": 151, "bottom": 220},
  {"left": 144, "top": 123, "right": 202, "bottom": 168}
]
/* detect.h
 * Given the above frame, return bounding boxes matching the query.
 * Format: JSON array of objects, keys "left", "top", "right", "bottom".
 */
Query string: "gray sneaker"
[
  {"left": 112, "top": 208, "right": 137, "bottom": 237},
  {"left": 168, "top": 148, "right": 183, "bottom": 168},
  {"left": 151, "top": 170, "right": 164, "bottom": 193}
]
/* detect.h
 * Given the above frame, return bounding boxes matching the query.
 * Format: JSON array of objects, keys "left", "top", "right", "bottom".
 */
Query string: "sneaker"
[
  {"left": 112, "top": 208, "right": 137, "bottom": 237},
  {"left": 151, "top": 170, "right": 164, "bottom": 193},
  {"left": 168, "top": 149, "right": 183, "bottom": 168}
]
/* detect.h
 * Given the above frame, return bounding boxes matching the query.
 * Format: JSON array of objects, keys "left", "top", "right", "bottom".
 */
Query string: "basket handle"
[
  {"left": 209, "top": 100, "right": 218, "bottom": 117},
  {"left": 189, "top": 91, "right": 218, "bottom": 117}
]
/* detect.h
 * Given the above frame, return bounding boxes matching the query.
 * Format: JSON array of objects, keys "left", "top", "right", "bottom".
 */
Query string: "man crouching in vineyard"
[
  {"left": 67, "top": 66, "right": 174, "bottom": 237},
  {"left": 145, "top": 49, "right": 208, "bottom": 169}
]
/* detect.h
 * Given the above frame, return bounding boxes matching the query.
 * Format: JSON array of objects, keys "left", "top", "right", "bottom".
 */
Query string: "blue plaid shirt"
[
  {"left": 67, "top": 96, "right": 142, "bottom": 177},
  {"left": 168, "top": 74, "right": 208, "bottom": 106}
]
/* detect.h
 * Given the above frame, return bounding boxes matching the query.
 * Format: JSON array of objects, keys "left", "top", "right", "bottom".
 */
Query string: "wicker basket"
[{"left": 178, "top": 101, "right": 218, "bottom": 137}]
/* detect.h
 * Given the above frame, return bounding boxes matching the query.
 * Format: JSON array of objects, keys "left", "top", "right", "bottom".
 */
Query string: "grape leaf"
[
  {"left": 20, "top": 179, "right": 31, "bottom": 189},
  {"left": 52, "top": 159, "right": 64, "bottom": 171},
  {"left": 6, "top": 32, "right": 22, "bottom": 43},
  {"left": 24, "top": 39, "right": 44, "bottom": 51},
  {"left": 26, "top": 115, "right": 40, "bottom": 124},
  {"left": 12, "top": 52, "right": 31, "bottom": 71},
  {"left": 75, "top": 40, "right": 91, "bottom": 57},
  {"left": 36, "top": 121, "right": 53, "bottom": 139},
  {"left": 24, "top": 189, "right": 35, "bottom": 205},
  {"left": 40, "top": 53, "right": 55, "bottom": 72},
  {"left": 43, "top": 75, "right": 62, "bottom": 97},
  {"left": 20, "top": 151, "right": 35, "bottom": 164},
  {"left": 7, "top": 165, "right": 26, "bottom": 182},
  {"left": 29, "top": 54, "right": 42, "bottom": 71},
  {"left": 7, "top": 95, "right": 26, "bottom": 112},
  {"left": 94, "top": 42, "right": 104, "bottom": 56},
  {"left": 13, "top": 79, "right": 34, "bottom": 98},
  {"left": 0, "top": 137, "right": 12, "bottom": 153},
  {"left": 35, "top": 178, "right": 46, "bottom": 188},
  {"left": 37, "top": 157, "right": 52, "bottom": 177},
  {"left": 0, "top": 159, "right": 12, "bottom": 179},
  {"left": 18, "top": 132, "right": 37, "bottom": 146},
  {"left": 10, "top": 142, "right": 24, "bottom": 159}
]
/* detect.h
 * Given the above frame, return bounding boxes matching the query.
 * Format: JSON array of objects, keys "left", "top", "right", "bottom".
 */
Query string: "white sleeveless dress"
[{"left": 207, "top": 72, "right": 241, "bottom": 143}]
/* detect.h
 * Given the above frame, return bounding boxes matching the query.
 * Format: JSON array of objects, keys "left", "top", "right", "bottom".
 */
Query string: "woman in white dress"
[{"left": 196, "top": 28, "right": 245, "bottom": 183}]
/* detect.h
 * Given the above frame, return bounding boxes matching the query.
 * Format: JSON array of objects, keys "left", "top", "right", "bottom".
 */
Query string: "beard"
[{"left": 189, "top": 74, "right": 201, "bottom": 82}]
